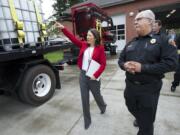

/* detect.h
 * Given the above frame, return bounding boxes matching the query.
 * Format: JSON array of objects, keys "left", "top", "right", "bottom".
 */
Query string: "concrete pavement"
[{"left": 0, "top": 55, "right": 180, "bottom": 135}]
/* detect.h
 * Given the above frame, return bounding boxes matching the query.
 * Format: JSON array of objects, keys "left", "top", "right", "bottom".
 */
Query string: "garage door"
[{"left": 111, "top": 14, "right": 126, "bottom": 51}]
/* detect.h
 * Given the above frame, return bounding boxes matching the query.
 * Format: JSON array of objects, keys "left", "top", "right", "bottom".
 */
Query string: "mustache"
[{"left": 135, "top": 25, "right": 140, "bottom": 28}]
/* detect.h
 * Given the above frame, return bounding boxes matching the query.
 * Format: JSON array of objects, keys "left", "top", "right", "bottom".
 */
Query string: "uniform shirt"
[
  {"left": 118, "top": 33, "right": 178, "bottom": 83},
  {"left": 175, "top": 34, "right": 180, "bottom": 49},
  {"left": 82, "top": 47, "right": 94, "bottom": 71},
  {"left": 154, "top": 28, "right": 167, "bottom": 40}
]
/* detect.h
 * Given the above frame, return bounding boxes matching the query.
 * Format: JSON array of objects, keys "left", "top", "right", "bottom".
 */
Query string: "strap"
[
  {"left": 8, "top": 0, "right": 25, "bottom": 46},
  {"left": 32, "top": 0, "right": 47, "bottom": 43},
  {"left": 96, "top": 19, "right": 102, "bottom": 38}
]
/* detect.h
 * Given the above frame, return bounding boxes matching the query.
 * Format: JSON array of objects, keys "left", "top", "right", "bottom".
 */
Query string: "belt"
[
  {"left": 131, "top": 81, "right": 146, "bottom": 85},
  {"left": 128, "top": 79, "right": 161, "bottom": 85},
  {"left": 127, "top": 79, "right": 151, "bottom": 85}
]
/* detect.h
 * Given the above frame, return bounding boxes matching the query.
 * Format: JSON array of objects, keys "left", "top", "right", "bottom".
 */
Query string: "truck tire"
[{"left": 18, "top": 65, "right": 56, "bottom": 106}]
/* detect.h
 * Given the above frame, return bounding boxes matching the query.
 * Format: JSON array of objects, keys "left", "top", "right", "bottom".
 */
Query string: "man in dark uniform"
[
  {"left": 153, "top": 20, "right": 167, "bottom": 39},
  {"left": 171, "top": 34, "right": 180, "bottom": 92},
  {"left": 118, "top": 10, "right": 178, "bottom": 135}
]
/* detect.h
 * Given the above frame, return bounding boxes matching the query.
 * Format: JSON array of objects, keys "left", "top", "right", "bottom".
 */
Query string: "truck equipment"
[
  {"left": 0, "top": 0, "right": 72, "bottom": 105},
  {"left": 62, "top": 2, "right": 117, "bottom": 55}
]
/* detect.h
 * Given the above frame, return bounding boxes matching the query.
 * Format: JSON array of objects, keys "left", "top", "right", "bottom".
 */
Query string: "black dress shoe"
[
  {"left": 0, "top": 90, "right": 4, "bottom": 95},
  {"left": 101, "top": 104, "right": 107, "bottom": 114},
  {"left": 171, "top": 86, "right": 176, "bottom": 92},
  {"left": 133, "top": 120, "right": 139, "bottom": 127},
  {"left": 85, "top": 121, "right": 91, "bottom": 130}
]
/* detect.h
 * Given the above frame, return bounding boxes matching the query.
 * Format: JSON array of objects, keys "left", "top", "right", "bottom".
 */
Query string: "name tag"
[{"left": 178, "top": 50, "right": 180, "bottom": 54}]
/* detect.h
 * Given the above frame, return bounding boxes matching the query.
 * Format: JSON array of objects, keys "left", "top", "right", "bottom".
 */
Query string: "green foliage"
[
  {"left": 46, "top": 21, "right": 60, "bottom": 37},
  {"left": 44, "top": 50, "right": 64, "bottom": 64}
]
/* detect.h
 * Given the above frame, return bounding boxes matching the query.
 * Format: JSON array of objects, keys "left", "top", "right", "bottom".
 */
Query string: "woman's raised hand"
[{"left": 55, "top": 22, "right": 65, "bottom": 30}]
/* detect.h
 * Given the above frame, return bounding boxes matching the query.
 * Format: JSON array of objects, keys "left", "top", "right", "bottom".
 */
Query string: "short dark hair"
[
  {"left": 89, "top": 28, "right": 101, "bottom": 46},
  {"left": 155, "top": 20, "right": 162, "bottom": 26}
]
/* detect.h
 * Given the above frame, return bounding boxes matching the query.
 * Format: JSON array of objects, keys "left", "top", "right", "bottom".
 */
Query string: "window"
[
  {"left": 111, "top": 24, "right": 125, "bottom": 41},
  {"left": 118, "top": 30, "right": 124, "bottom": 35},
  {"left": 118, "top": 25, "right": 124, "bottom": 29}
]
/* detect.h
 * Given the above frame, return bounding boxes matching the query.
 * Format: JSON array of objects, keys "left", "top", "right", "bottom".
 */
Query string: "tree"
[
  {"left": 52, "top": 0, "right": 86, "bottom": 19},
  {"left": 47, "top": 0, "right": 87, "bottom": 37}
]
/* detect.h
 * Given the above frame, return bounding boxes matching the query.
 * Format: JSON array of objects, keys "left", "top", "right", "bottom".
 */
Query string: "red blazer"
[{"left": 62, "top": 28, "right": 106, "bottom": 78}]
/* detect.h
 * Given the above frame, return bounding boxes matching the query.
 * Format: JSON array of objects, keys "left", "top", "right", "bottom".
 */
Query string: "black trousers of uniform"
[
  {"left": 124, "top": 79, "right": 162, "bottom": 135},
  {"left": 172, "top": 58, "right": 180, "bottom": 87},
  {"left": 79, "top": 70, "right": 106, "bottom": 127}
]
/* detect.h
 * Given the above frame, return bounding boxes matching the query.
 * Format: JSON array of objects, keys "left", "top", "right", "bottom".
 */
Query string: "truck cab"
[{"left": 71, "top": 3, "right": 117, "bottom": 55}]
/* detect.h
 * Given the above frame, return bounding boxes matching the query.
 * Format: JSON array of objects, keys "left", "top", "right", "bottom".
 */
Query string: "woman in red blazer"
[{"left": 56, "top": 22, "right": 107, "bottom": 129}]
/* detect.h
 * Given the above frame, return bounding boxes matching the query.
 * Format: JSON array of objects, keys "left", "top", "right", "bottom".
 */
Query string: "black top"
[
  {"left": 118, "top": 33, "right": 178, "bottom": 83},
  {"left": 154, "top": 28, "right": 167, "bottom": 40},
  {"left": 175, "top": 34, "right": 180, "bottom": 49}
]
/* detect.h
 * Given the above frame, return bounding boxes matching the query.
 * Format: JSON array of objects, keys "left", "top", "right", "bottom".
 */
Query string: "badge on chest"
[{"left": 150, "top": 38, "right": 157, "bottom": 45}]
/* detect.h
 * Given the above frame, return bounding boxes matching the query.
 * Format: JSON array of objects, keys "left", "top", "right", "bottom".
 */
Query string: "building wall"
[
  {"left": 103, "top": 0, "right": 180, "bottom": 42},
  {"left": 111, "top": 14, "right": 126, "bottom": 51}
]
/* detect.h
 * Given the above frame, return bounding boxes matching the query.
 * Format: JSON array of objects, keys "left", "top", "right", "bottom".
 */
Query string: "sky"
[{"left": 42, "top": 0, "right": 55, "bottom": 20}]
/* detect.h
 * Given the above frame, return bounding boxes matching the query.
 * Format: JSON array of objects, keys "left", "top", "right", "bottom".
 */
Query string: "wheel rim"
[{"left": 32, "top": 73, "right": 51, "bottom": 97}]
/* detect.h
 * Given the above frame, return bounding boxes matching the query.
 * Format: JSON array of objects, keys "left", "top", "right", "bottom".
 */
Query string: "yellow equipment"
[{"left": 9, "top": 0, "right": 25, "bottom": 47}]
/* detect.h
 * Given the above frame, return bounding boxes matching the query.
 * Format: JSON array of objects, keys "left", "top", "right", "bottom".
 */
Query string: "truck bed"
[{"left": 0, "top": 42, "right": 73, "bottom": 62}]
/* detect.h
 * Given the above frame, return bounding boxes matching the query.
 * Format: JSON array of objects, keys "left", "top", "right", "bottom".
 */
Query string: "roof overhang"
[
  {"left": 98, "top": 0, "right": 135, "bottom": 8},
  {"left": 73, "top": 0, "right": 136, "bottom": 8}
]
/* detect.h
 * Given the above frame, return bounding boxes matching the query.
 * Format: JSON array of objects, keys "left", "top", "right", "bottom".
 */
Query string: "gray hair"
[{"left": 135, "top": 10, "right": 155, "bottom": 26}]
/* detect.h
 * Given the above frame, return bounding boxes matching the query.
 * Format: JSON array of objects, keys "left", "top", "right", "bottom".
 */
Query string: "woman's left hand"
[{"left": 90, "top": 76, "right": 96, "bottom": 80}]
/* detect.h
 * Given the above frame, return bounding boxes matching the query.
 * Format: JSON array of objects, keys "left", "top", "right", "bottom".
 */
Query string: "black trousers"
[
  {"left": 79, "top": 70, "right": 106, "bottom": 127},
  {"left": 172, "top": 61, "right": 180, "bottom": 87},
  {"left": 124, "top": 79, "right": 162, "bottom": 135}
]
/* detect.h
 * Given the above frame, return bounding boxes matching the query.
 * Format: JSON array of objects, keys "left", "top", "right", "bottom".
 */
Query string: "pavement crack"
[
  {"left": 66, "top": 114, "right": 83, "bottom": 135},
  {"left": 101, "top": 69, "right": 118, "bottom": 90},
  {"left": 160, "top": 93, "right": 180, "bottom": 98}
]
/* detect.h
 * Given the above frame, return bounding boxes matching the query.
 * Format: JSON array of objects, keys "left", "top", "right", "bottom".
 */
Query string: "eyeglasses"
[{"left": 134, "top": 17, "right": 151, "bottom": 22}]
